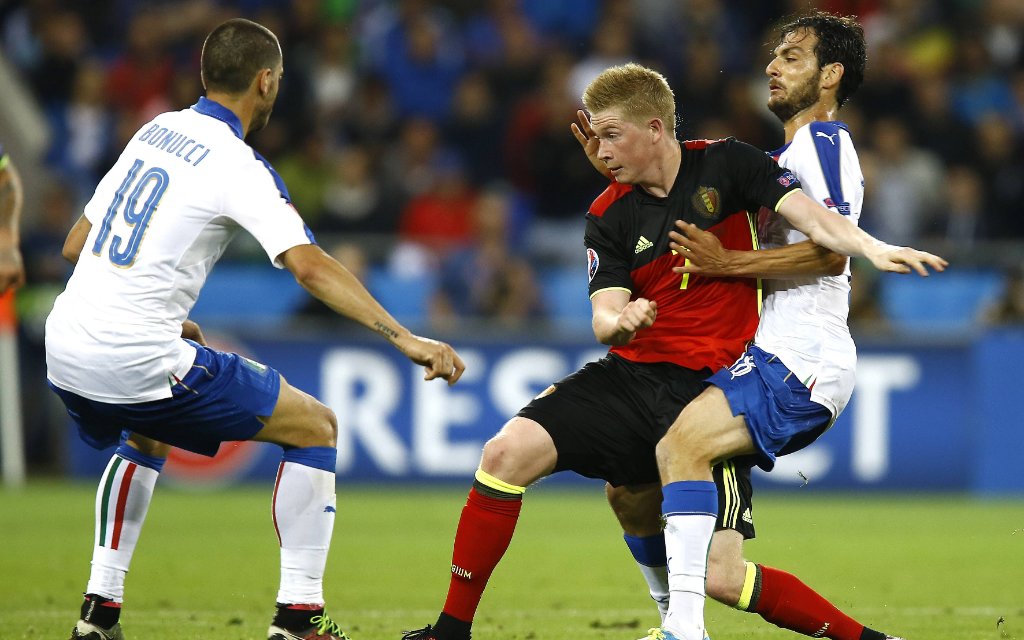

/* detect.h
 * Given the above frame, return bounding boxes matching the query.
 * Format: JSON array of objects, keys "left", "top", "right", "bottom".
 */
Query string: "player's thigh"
[
  {"left": 252, "top": 375, "right": 337, "bottom": 449},
  {"left": 663, "top": 386, "right": 755, "bottom": 462},
  {"left": 606, "top": 482, "right": 663, "bottom": 535},
  {"left": 124, "top": 432, "right": 172, "bottom": 458},
  {"left": 480, "top": 416, "right": 557, "bottom": 487}
]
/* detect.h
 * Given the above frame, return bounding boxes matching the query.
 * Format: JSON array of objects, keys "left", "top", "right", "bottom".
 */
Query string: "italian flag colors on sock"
[{"left": 96, "top": 455, "right": 139, "bottom": 550}]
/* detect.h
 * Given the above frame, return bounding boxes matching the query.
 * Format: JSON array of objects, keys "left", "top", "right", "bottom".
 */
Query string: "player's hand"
[
  {"left": 668, "top": 220, "right": 734, "bottom": 276},
  {"left": 396, "top": 334, "right": 466, "bottom": 385},
  {"left": 615, "top": 298, "right": 657, "bottom": 341},
  {"left": 181, "top": 319, "right": 207, "bottom": 346},
  {"left": 866, "top": 243, "right": 948, "bottom": 276},
  {"left": 0, "top": 243, "right": 25, "bottom": 294},
  {"left": 571, "top": 109, "right": 613, "bottom": 180}
]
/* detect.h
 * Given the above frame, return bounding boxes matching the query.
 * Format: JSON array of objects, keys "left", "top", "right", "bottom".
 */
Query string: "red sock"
[
  {"left": 754, "top": 565, "right": 866, "bottom": 640},
  {"left": 441, "top": 487, "right": 522, "bottom": 622}
]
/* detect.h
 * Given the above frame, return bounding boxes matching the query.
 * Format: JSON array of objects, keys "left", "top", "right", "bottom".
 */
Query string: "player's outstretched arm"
[
  {"left": 776, "top": 191, "right": 948, "bottom": 275},
  {"left": 571, "top": 109, "right": 614, "bottom": 181},
  {"left": 668, "top": 220, "right": 846, "bottom": 278},
  {"left": 280, "top": 244, "right": 465, "bottom": 384},
  {"left": 0, "top": 156, "right": 25, "bottom": 293},
  {"left": 591, "top": 288, "right": 656, "bottom": 346}
]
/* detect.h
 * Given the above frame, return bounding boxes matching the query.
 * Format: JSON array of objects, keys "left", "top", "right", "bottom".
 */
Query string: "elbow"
[
  {"left": 62, "top": 244, "right": 81, "bottom": 265},
  {"left": 824, "top": 253, "right": 847, "bottom": 277}
]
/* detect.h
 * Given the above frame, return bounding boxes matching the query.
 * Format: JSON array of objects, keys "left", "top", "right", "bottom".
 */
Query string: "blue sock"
[
  {"left": 661, "top": 480, "right": 718, "bottom": 518},
  {"left": 624, "top": 532, "right": 668, "bottom": 567},
  {"left": 281, "top": 446, "right": 337, "bottom": 472},
  {"left": 114, "top": 443, "right": 166, "bottom": 472}
]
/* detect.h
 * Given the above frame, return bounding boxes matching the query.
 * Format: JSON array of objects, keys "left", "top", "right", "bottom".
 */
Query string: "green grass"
[{"left": 1, "top": 482, "right": 1022, "bottom": 639}]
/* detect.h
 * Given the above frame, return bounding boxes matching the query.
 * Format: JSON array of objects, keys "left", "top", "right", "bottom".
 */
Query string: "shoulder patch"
[{"left": 589, "top": 181, "right": 634, "bottom": 218}]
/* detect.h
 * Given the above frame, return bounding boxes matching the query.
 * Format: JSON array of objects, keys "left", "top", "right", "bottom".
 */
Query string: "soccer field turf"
[{"left": 1, "top": 482, "right": 1021, "bottom": 640}]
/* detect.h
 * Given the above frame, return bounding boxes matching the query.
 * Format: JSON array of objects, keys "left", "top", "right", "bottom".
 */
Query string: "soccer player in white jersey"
[
  {"left": 46, "top": 18, "right": 464, "bottom": 640},
  {"left": 570, "top": 15, "right": 914, "bottom": 640},
  {"left": 642, "top": 14, "right": 944, "bottom": 640}
]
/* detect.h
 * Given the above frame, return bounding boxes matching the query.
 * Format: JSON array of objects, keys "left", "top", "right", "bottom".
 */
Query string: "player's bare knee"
[
  {"left": 313, "top": 401, "right": 337, "bottom": 447},
  {"left": 479, "top": 434, "right": 520, "bottom": 478}
]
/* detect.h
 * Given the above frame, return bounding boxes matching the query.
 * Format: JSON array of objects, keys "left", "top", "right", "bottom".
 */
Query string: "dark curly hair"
[{"left": 774, "top": 11, "right": 867, "bottom": 108}]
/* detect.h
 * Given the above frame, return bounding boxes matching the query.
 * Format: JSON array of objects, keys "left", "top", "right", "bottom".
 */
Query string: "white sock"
[
  {"left": 636, "top": 562, "right": 670, "bottom": 623},
  {"left": 87, "top": 454, "right": 160, "bottom": 602},
  {"left": 663, "top": 514, "right": 716, "bottom": 639},
  {"left": 273, "top": 461, "right": 336, "bottom": 604}
]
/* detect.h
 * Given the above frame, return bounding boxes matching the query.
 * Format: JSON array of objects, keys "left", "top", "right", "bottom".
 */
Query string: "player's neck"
[
  {"left": 639, "top": 140, "right": 682, "bottom": 198},
  {"left": 783, "top": 101, "right": 839, "bottom": 143},
  {"left": 204, "top": 91, "right": 256, "bottom": 138}
]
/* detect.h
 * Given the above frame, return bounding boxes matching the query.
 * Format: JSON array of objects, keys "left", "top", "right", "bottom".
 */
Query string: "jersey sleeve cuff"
[
  {"left": 773, "top": 188, "right": 802, "bottom": 212},
  {"left": 589, "top": 286, "right": 632, "bottom": 300}
]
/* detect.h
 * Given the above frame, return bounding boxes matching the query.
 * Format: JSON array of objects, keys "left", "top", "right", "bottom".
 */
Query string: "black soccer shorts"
[{"left": 517, "top": 353, "right": 755, "bottom": 538}]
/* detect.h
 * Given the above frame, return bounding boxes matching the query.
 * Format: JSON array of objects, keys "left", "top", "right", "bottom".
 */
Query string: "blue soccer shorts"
[
  {"left": 50, "top": 340, "right": 281, "bottom": 457},
  {"left": 708, "top": 344, "right": 833, "bottom": 472}
]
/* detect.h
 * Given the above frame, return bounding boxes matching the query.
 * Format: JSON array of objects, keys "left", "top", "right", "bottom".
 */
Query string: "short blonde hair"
[{"left": 582, "top": 63, "right": 676, "bottom": 133}]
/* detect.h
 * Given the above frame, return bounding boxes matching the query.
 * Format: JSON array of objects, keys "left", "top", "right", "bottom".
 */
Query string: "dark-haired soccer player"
[
  {"left": 49, "top": 18, "right": 464, "bottom": 640},
  {"left": 402, "top": 55, "right": 942, "bottom": 640},
  {"left": 579, "top": 12, "right": 910, "bottom": 640},
  {"left": 640, "top": 14, "right": 945, "bottom": 640}
]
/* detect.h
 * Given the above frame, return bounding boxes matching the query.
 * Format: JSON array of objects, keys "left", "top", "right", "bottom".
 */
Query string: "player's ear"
[
  {"left": 821, "top": 62, "right": 844, "bottom": 91},
  {"left": 258, "top": 68, "right": 273, "bottom": 96},
  {"left": 649, "top": 117, "right": 664, "bottom": 141}
]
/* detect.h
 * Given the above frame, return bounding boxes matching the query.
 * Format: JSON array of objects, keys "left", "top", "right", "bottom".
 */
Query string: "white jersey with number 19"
[
  {"left": 46, "top": 97, "right": 312, "bottom": 404},
  {"left": 755, "top": 120, "right": 864, "bottom": 418}
]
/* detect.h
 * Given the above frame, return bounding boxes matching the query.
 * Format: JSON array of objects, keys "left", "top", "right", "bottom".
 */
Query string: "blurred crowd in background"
[{"left": 3, "top": 0, "right": 1024, "bottom": 335}]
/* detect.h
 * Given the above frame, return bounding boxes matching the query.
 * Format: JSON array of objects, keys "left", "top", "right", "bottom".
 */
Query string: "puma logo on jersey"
[
  {"left": 634, "top": 236, "right": 654, "bottom": 254},
  {"left": 452, "top": 564, "right": 472, "bottom": 579},
  {"left": 812, "top": 622, "right": 830, "bottom": 637},
  {"left": 815, "top": 131, "right": 838, "bottom": 145}
]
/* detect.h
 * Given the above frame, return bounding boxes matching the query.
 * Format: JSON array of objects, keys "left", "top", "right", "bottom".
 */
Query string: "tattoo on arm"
[{"left": 374, "top": 321, "right": 399, "bottom": 340}]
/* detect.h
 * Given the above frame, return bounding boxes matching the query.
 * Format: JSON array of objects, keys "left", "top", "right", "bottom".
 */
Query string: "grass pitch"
[{"left": 1, "top": 481, "right": 1021, "bottom": 639}]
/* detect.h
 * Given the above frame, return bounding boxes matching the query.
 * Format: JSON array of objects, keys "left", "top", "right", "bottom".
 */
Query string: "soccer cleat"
[
  {"left": 69, "top": 620, "right": 125, "bottom": 640},
  {"left": 400, "top": 625, "right": 439, "bottom": 640},
  {"left": 268, "top": 612, "right": 352, "bottom": 640}
]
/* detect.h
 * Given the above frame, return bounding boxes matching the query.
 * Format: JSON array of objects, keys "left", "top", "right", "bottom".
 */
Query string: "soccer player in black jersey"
[
  {"left": 400, "top": 60, "right": 940, "bottom": 640},
  {"left": 573, "top": 14, "right": 911, "bottom": 640}
]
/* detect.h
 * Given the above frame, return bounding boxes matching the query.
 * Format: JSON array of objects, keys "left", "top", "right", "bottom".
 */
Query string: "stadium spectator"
[
  {"left": 860, "top": 116, "right": 944, "bottom": 245},
  {"left": 46, "top": 19, "right": 464, "bottom": 640},
  {"left": 429, "top": 186, "right": 543, "bottom": 330},
  {"left": 401, "top": 50, "right": 942, "bottom": 640}
]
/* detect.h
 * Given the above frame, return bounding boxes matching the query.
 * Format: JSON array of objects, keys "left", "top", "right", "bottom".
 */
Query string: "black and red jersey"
[{"left": 585, "top": 137, "right": 801, "bottom": 371}]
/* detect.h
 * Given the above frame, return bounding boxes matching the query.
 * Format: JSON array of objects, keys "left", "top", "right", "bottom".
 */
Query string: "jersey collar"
[{"left": 191, "top": 96, "right": 244, "bottom": 139}]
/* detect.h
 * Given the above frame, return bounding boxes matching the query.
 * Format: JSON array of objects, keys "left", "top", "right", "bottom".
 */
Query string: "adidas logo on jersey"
[
  {"left": 634, "top": 236, "right": 654, "bottom": 254},
  {"left": 742, "top": 508, "right": 753, "bottom": 524}
]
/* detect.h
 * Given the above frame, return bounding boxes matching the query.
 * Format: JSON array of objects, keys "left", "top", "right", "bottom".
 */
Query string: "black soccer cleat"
[
  {"left": 401, "top": 626, "right": 439, "bottom": 640},
  {"left": 69, "top": 620, "right": 125, "bottom": 640}
]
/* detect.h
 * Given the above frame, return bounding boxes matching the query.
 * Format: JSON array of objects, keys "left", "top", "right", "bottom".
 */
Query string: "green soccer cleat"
[
  {"left": 636, "top": 629, "right": 711, "bottom": 640},
  {"left": 268, "top": 612, "right": 352, "bottom": 640},
  {"left": 69, "top": 620, "right": 124, "bottom": 640}
]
